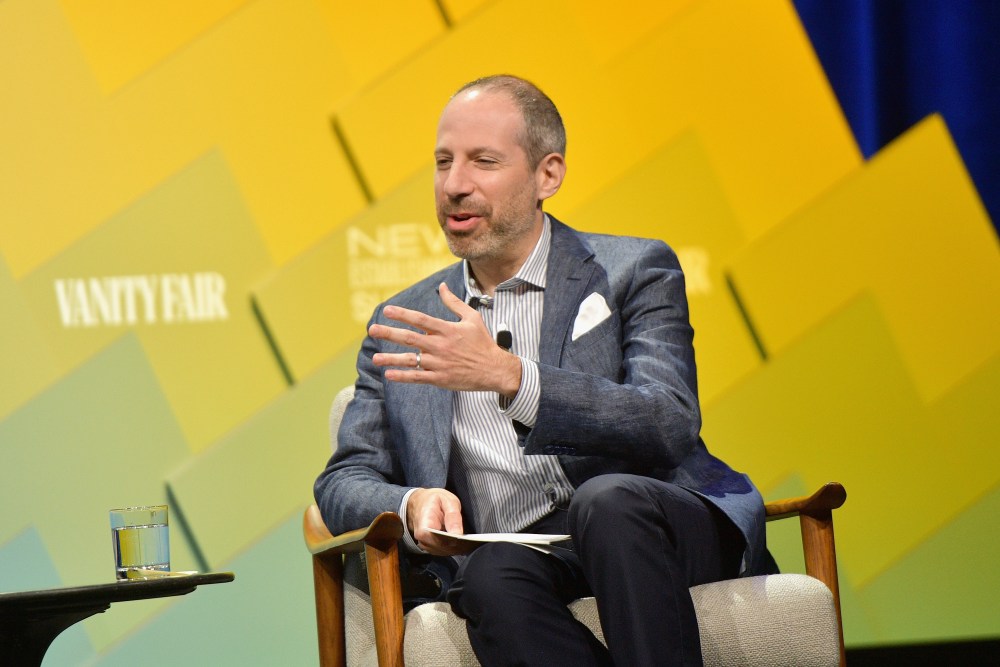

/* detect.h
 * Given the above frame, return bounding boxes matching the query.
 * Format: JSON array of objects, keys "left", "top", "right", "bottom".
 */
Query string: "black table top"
[{"left": 0, "top": 572, "right": 235, "bottom": 616}]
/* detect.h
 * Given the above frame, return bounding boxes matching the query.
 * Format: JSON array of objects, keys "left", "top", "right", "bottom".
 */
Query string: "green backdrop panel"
[
  {"left": 91, "top": 509, "right": 316, "bottom": 666},
  {"left": 166, "top": 343, "right": 360, "bottom": 567},
  {"left": 858, "top": 479, "right": 1000, "bottom": 644},
  {"left": 20, "top": 150, "right": 286, "bottom": 451},
  {"left": 0, "top": 256, "right": 60, "bottom": 420},
  {"left": 0, "top": 334, "right": 199, "bottom": 650}
]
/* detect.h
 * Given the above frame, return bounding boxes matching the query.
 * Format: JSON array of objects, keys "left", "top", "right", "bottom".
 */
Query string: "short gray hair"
[{"left": 454, "top": 74, "right": 566, "bottom": 168}]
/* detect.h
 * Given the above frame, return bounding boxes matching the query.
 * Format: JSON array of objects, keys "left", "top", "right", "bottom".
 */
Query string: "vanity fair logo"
[
  {"left": 53, "top": 272, "right": 229, "bottom": 328},
  {"left": 346, "top": 223, "right": 454, "bottom": 323}
]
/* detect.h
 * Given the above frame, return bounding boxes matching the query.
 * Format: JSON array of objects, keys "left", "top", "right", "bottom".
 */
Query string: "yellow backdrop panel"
[
  {"left": 730, "top": 115, "right": 1000, "bottom": 404},
  {"left": 252, "top": 167, "right": 455, "bottom": 382}
]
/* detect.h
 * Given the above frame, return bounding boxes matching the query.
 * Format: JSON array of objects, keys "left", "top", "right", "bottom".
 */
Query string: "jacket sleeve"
[
  {"left": 313, "top": 308, "right": 412, "bottom": 535},
  {"left": 523, "top": 240, "right": 703, "bottom": 469}
]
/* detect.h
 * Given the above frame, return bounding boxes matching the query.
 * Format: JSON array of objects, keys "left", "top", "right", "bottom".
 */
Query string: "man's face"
[{"left": 434, "top": 90, "right": 542, "bottom": 263}]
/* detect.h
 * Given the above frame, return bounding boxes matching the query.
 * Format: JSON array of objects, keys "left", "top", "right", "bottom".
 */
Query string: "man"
[{"left": 315, "top": 74, "right": 770, "bottom": 666}]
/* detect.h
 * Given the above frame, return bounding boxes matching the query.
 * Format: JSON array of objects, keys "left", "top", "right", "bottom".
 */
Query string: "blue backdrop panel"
[{"left": 794, "top": 0, "right": 1000, "bottom": 235}]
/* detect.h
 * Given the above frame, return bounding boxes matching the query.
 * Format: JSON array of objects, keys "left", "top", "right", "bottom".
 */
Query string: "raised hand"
[{"left": 370, "top": 282, "right": 522, "bottom": 398}]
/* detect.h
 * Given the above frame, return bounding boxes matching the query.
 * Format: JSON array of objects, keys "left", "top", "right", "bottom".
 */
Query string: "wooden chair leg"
[
  {"left": 312, "top": 553, "right": 346, "bottom": 667},
  {"left": 800, "top": 509, "right": 846, "bottom": 667},
  {"left": 365, "top": 540, "right": 405, "bottom": 667}
]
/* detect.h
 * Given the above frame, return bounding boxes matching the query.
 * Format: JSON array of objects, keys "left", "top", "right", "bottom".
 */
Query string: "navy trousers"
[{"left": 446, "top": 474, "right": 745, "bottom": 667}]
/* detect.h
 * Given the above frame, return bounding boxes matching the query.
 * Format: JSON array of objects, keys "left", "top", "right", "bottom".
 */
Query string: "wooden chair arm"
[
  {"left": 304, "top": 506, "right": 404, "bottom": 555},
  {"left": 764, "top": 482, "right": 846, "bottom": 521},
  {"left": 763, "top": 482, "right": 847, "bottom": 667},
  {"left": 305, "top": 506, "right": 406, "bottom": 667}
]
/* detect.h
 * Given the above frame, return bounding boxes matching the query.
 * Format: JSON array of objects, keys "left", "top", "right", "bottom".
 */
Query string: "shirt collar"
[{"left": 463, "top": 214, "right": 551, "bottom": 299}]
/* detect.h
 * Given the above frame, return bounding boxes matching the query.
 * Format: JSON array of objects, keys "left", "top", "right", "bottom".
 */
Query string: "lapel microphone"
[{"left": 497, "top": 330, "right": 513, "bottom": 352}]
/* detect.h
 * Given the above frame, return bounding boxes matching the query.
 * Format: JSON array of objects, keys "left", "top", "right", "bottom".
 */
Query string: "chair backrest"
[{"left": 329, "top": 385, "right": 355, "bottom": 451}]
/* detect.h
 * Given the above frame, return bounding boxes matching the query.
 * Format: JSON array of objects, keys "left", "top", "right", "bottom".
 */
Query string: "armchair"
[{"left": 306, "top": 387, "right": 846, "bottom": 667}]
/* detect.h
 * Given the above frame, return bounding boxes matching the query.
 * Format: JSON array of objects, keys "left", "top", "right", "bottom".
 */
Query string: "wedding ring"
[{"left": 415, "top": 350, "right": 422, "bottom": 371}]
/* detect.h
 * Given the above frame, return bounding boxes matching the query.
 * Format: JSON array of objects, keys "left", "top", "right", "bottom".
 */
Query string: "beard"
[{"left": 436, "top": 182, "right": 539, "bottom": 262}]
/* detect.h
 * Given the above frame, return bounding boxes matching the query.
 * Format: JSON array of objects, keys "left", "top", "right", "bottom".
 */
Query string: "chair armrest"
[
  {"left": 304, "top": 506, "right": 404, "bottom": 556},
  {"left": 764, "top": 482, "right": 846, "bottom": 521},
  {"left": 763, "top": 482, "right": 847, "bottom": 667},
  {"left": 305, "top": 506, "right": 406, "bottom": 667}
]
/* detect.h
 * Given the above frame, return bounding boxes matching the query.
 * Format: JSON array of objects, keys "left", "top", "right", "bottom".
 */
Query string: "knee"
[
  {"left": 568, "top": 474, "right": 644, "bottom": 534},
  {"left": 448, "top": 542, "right": 538, "bottom": 617}
]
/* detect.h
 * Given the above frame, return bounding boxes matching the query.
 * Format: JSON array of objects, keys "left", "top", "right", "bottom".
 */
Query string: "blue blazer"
[{"left": 315, "top": 217, "right": 768, "bottom": 575}]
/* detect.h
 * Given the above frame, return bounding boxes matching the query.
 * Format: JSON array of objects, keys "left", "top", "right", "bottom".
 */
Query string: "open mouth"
[{"left": 447, "top": 212, "right": 483, "bottom": 231}]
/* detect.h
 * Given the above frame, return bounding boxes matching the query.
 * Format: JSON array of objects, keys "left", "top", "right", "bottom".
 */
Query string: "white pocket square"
[{"left": 572, "top": 292, "right": 612, "bottom": 341}]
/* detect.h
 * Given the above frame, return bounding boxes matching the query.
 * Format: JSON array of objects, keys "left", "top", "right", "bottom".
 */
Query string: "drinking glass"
[{"left": 109, "top": 505, "right": 170, "bottom": 580}]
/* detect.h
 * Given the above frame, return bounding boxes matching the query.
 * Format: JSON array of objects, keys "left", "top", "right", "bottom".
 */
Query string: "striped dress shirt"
[{"left": 450, "top": 216, "right": 574, "bottom": 533}]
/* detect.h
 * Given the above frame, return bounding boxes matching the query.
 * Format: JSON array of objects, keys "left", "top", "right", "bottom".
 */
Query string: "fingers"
[
  {"left": 443, "top": 507, "right": 464, "bottom": 535},
  {"left": 408, "top": 488, "right": 466, "bottom": 555},
  {"left": 437, "top": 282, "right": 474, "bottom": 319},
  {"left": 372, "top": 351, "right": 422, "bottom": 370},
  {"left": 368, "top": 320, "right": 423, "bottom": 347},
  {"left": 371, "top": 283, "right": 474, "bottom": 343},
  {"left": 369, "top": 283, "right": 508, "bottom": 392}
]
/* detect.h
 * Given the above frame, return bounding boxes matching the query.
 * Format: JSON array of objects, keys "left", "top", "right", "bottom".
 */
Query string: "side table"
[{"left": 0, "top": 572, "right": 235, "bottom": 666}]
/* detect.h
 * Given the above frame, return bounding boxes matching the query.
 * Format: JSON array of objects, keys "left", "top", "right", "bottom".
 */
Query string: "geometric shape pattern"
[
  {"left": 334, "top": 0, "right": 653, "bottom": 203},
  {"left": 606, "top": 0, "right": 862, "bottom": 241},
  {"left": 0, "top": 255, "right": 61, "bottom": 421},
  {"left": 19, "top": 151, "right": 287, "bottom": 451},
  {"left": 1, "top": 0, "right": 996, "bottom": 656},
  {"left": 59, "top": 0, "right": 251, "bottom": 93},
  {"left": 312, "top": 0, "right": 445, "bottom": 85},
  {"left": 0, "top": 335, "right": 200, "bottom": 650},
  {"left": 2, "top": 0, "right": 425, "bottom": 277},
  {"left": 252, "top": 168, "right": 453, "bottom": 382},
  {"left": 337, "top": 0, "right": 860, "bottom": 240},
  {"left": 729, "top": 115, "right": 1000, "bottom": 404},
  {"left": 166, "top": 345, "right": 361, "bottom": 568},
  {"left": 857, "top": 478, "right": 1000, "bottom": 644},
  {"left": 704, "top": 297, "right": 936, "bottom": 588},
  {"left": 91, "top": 511, "right": 318, "bottom": 667},
  {"left": 707, "top": 293, "right": 1000, "bottom": 599},
  {"left": 569, "top": 0, "right": 700, "bottom": 64}
]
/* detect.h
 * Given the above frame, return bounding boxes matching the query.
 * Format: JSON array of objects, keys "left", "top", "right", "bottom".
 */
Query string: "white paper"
[{"left": 427, "top": 529, "right": 571, "bottom": 554}]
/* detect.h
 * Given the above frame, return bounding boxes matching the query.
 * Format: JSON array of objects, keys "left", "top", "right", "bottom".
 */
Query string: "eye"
[{"left": 435, "top": 157, "right": 452, "bottom": 169}]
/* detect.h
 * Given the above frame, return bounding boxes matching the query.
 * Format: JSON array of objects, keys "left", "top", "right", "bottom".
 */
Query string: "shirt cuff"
[
  {"left": 500, "top": 357, "right": 539, "bottom": 428},
  {"left": 398, "top": 488, "right": 427, "bottom": 554}
]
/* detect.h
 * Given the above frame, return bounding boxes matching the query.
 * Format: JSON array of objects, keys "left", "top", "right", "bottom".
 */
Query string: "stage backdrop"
[{"left": 1, "top": 1, "right": 997, "bottom": 664}]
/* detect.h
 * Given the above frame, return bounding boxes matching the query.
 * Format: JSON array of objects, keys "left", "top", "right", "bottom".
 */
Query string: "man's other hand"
[{"left": 407, "top": 487, "right": 475, "bottom": 556}]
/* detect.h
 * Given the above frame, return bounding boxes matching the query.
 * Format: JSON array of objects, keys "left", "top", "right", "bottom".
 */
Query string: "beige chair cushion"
[{"left": 344, "top": 573, "right": 840, "bottom": 666}]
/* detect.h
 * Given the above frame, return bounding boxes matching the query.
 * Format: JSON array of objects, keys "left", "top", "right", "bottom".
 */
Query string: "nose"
[{"left": 440, "top": 161, "right": 474, "bottom": 199}]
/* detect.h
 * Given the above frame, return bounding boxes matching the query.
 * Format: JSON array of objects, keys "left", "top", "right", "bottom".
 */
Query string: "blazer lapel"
[{"left": 539, "top": 218, "right": 597, "bottom": 367}]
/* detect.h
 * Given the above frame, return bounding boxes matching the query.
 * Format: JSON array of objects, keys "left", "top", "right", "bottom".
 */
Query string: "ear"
[{"left": 535, "top": 153, "right": 566, "bottom": 202}]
